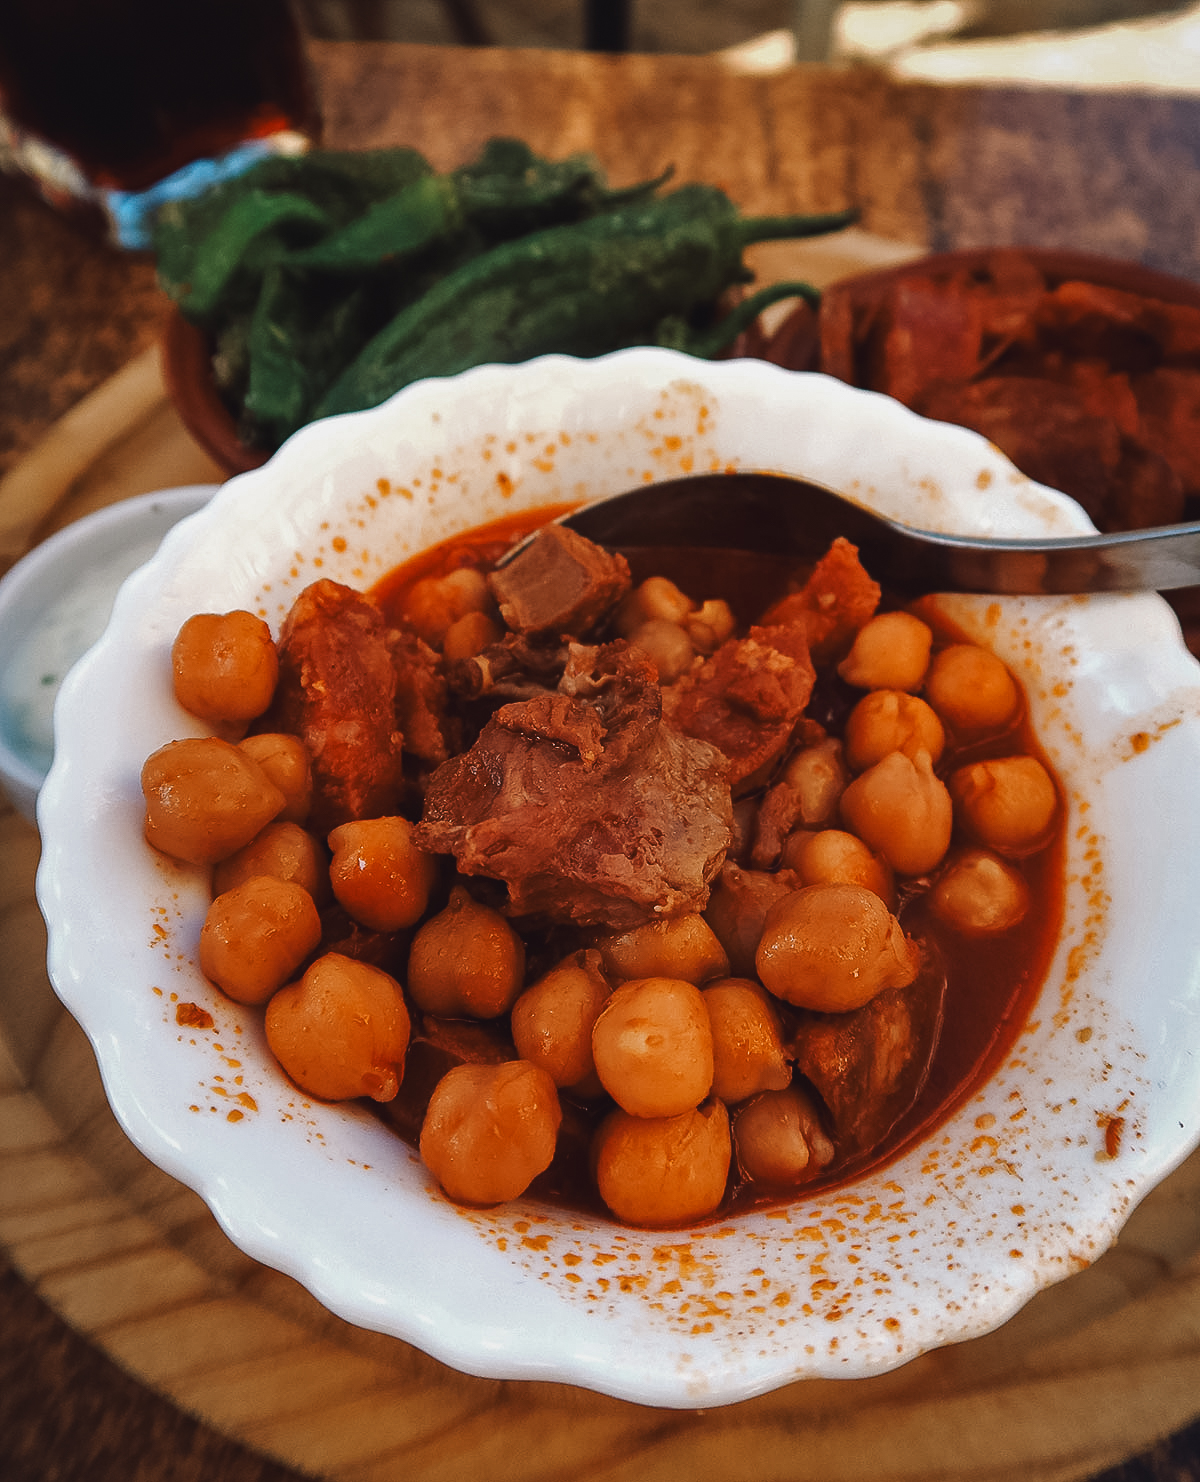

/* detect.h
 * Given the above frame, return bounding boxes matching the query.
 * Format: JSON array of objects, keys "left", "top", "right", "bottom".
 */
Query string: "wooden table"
[{"left": 5, "top": 38, "right": 1200, "bottom": 1482}]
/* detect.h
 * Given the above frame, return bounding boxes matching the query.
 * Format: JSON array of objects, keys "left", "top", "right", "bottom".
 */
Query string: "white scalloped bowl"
[
  {"left": 35, "top": 349, "right": 1200, "bottom": 1408},
  {"left": 0, "top": 484, "right": 216, "bottom": 823}
]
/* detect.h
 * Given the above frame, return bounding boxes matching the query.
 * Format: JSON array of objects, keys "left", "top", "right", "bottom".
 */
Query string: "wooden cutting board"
[{"left": 5, "top": 265, "right": 1200, "bottom": 1482}]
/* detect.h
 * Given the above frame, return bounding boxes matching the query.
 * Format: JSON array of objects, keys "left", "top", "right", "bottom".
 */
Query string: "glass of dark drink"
[{"left": 0, "top": 0, "right": 318, "bottom": 193}]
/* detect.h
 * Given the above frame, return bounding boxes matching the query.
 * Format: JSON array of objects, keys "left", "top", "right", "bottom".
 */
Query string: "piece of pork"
[
  {"left": 446, "top": 632, "right": 572, "bottom": 703},
  {"left": 1133, "top": 366, "right": 1200, "bottom": 499},
  {"left": 1035, "top": 278, "right": 1200, "bottom": 368},
  {"left": 387, "top": 627, "right": 454, "bottom": 766},
  {"left": 788, "top": 945, "right": 946, "bottom": 1157},
  {"left": 414, "top": 641, "right": 732, "bottom": 930},
  {"left": 265, "top": 579, "right": 404, "bottom": 833},
  {"left": 865, "top": 273, "right": 985, "bottom": 408},
  {"left": 380, "top": 1014, "right": 515, "bottom": 1145},
  {"left": 704, "top": 860, "right": 802, "bottom": 978},
  {"left": 487, "top": 524, "right": 632, "bottom": 638},
  {"left": 758, "top": 537, "right": 881, "bottom": 663},
  {"left": 916, "top": 375, "right": 1185, "bottom": 532},
  {"left": 664, "top": 619, "right": 817, "bottom": 791}
]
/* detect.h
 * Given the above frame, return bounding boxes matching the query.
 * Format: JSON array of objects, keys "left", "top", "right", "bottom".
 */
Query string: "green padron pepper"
[
  {"left": 153, "top": 146, "right": 434, "bottom": 310},
  {"left": 315, "top": 185, "right": 856, "bottom": 419},
  {"left": 286, "top": 146, "right": 669, "bottom": 278},
  {"left": 173, "top": 190, "right": 330, "bottom": 323},
  {"left": 152, "top": 140, "right": 857, "bottom": 453}
]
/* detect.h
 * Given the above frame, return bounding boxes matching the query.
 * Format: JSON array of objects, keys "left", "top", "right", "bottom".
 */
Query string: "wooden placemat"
[{"left": 5, "top": 280, "right": 1200, "bottom": 1482}]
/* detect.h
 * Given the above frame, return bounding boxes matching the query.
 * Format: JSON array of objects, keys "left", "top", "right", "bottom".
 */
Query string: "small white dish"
[
  {"left": 0, "top": 485, "right": 216, "bottom": 823},
  {"left": 34, "top": 352, "right": 1200, "bottom": 1406}
]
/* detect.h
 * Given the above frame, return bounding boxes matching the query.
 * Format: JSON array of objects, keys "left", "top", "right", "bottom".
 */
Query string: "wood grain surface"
[
  {"left": 3, "top": 231, "right": 1200, "bottom": 1482},
  {"left": 6, "top": 37, "right": 1200, "bottom": 1481}
]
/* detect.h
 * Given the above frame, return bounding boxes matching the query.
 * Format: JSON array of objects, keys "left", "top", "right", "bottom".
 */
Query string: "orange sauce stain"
[
  {"left": 173, "top": 1001, "right": 213, "bottom": 1025},
  {"left": 1099, "top": 1113, "right": 1126, "bottom": 1158}
]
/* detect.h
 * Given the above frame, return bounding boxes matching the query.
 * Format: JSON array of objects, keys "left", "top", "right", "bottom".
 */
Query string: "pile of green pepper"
[{"left": 152, "top": 138, "right": 855, "bottom": 453}]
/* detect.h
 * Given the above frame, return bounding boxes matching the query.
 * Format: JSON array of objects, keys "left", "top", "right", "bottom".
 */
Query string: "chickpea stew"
[{"left": 141, "top": 508, "right": 1064, "bottom": 1228}]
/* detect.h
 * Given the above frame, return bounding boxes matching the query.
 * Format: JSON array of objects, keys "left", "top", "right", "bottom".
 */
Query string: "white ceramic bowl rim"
[
  {"left": 0, "top": 484, "right": 217, "bottom": 821},
  {"left": 35, "top": 350, "right": 1200, "bottom": 1407}
]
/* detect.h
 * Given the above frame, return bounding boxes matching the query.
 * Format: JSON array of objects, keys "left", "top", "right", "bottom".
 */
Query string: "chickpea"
[
  {"left": 702, "top": 978, "right": 791, "bottom": 1104},
  {"left": 400, "top": 567, "right": 492, "bottom": 646},
  {"left": 171, "top": 610, "right": 279, "bottom": 727},
  {"left": 510, "top": 949, "right": 611, "bottom": 1094},
  {"left": 949, "top": 755, "right": 1058, "bottom": 856},
  {"left": 199, "top": 876, "right": 322, "bottom": 1005},
  {"left": 265, "top": 952, "right": 411, "bottom": 1102},
  {"left": 778, "top": 735, "right": 848, "bottom": 827},
  {"left": 839, "top": 748, "right": 953, "bottom": 876},
  {"left": 685, "top": 599, "right": 735, "bottom": 655},
  {"left": 594, "top": 912, "right": 729, "bottom": 987},
  {"left": 930, "top": 849, "right": 1031, "bottom": 935},
  {"left": 837, "top": 611, "right": 933, "bottom": 692},
  {"left": 406, "top": 885, "right": 526, "bottom": 1018},
  {"left": 732, "top": 1085, "right": 836, "bottom": 1187},
  {"left": 756, "top": 882, "right": 919, "bottom": 1012},
  {"left": 780, "top": 828, "right": 894, "bottom": 906},
  {"left": 591, "top": 977, "right": 714, "bottom": 1118},
  {"left": 327, "top": 816, "right": 438, "bottom": 933},
  {"left": 237, "top": 733, "right": 312, "bottom": 824},
  {"left": 629, "top": 618, "right": 694, "bottom": 683},
  {"left": 419, "top": 1060, "right": 561, "bottom": 1206},
  {"left": 614, "top": 575, "right": 693, "bottom": 636},
  {"left": 212, "top": 819, "right": 329, "bottom": 903},
  {"left": 442, "top": 609, "right": 503, "bottom": 662},
  {"left": 844, "top": 690, "right": 945, "bottom": 772},
  {"left": 142, "top": 736, "right": 286, "bottom": 865},
  {"left": 592, "top": 1099, "right": 731, "bottom": 1227},
  {"left": 924, "top": 643, "right": 1020, "bottom": 733}
]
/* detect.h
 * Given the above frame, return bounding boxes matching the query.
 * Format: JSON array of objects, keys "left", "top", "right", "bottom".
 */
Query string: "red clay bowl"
[
  {"left": 160, "top": 295, "right": 822, "bottom": 479},
  {"left": 161, "top": 311, "right": 270, "bottom": 477}
]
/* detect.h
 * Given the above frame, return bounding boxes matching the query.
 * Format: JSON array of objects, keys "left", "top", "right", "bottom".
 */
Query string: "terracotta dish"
[
  {"left": 161, "top": 312, "right": 269, "bottom": 476},
  {"left": 161, "top": 295, "right": 819, "bottom": 479}
]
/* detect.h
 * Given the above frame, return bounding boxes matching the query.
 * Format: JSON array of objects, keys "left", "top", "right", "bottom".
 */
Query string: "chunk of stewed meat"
[
  {"left": 386, "top": 627, "right": 454, "bottom": 766},
  {"left": 788, "top": 951, "right": 946, "bottom": 1156},
  {"left": 664, "top": 620, "right": 816, "bottom": 790},
  {"left": 381, "top": 1013, "right": 516, "bottom": 1144},
  {"left": 414, "top": 642, "right": 731, "bottom": 929},
  {"left": 446, "top": 631, "right": 572, "bottom": 703},
  {"left": 915, "top": 376, "right": 1184, "bottom": 532},
  {"left": 264, "top": 579, "right": 404, "bottom": 833},
  {"left": 759, "top": 537, "right": 881, "bottom": 662},
  {"left": 487, "top": 524, "right": 631, "bottom": 637}
]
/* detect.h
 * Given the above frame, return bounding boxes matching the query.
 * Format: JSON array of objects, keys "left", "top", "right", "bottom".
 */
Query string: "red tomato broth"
[{"left": 369, "top": 505, "right": 1067, "bottom": 1220}]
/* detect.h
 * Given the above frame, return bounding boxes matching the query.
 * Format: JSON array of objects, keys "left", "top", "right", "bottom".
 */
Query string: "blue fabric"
[{"left": 105, "top": 136, "right": 306, "bottom": 249}]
